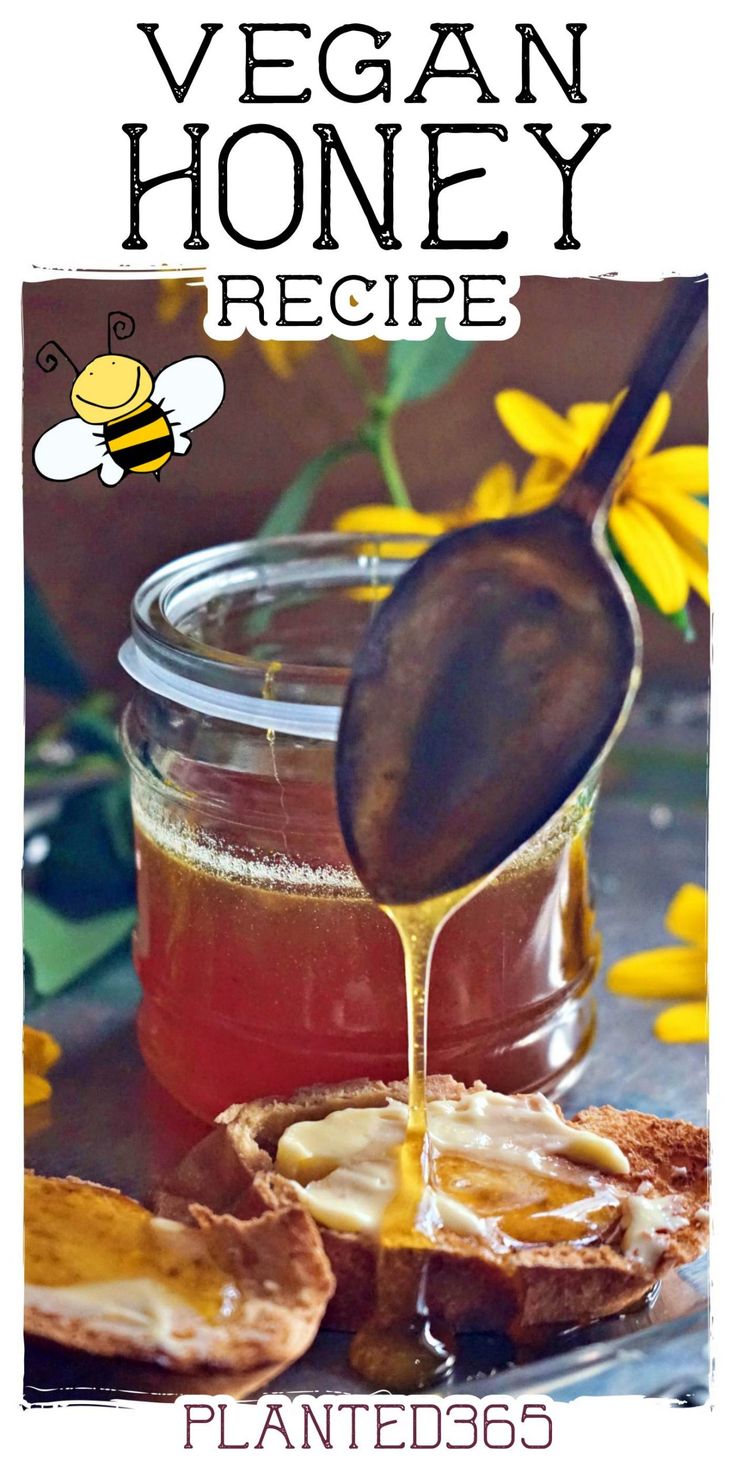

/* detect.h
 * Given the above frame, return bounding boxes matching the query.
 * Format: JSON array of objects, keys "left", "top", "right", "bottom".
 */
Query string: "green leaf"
[
  {"left": 34, "top": 780, "right": 135, "bottom": 916},
  {"left": 25, "top": 693, "right": 126, "bottom": 799},
  {"left": 257, "top": 440, "right": 360, "bottom": 539},
  {"left": 23, "top": 893, "right": 137, "bottom": 996},
  {"left": 24, "top": 752, "right": 123, "bottom": 795},
  {"left": 67, "top": 696, "right": 123, "bottom": 757},
  {"left": 669, "top": 605, "right": 696, "bottom": 642},
  {"left": 385, "top": 323, "right": 476, "bottom": 409},
  {"left": 100, "top": 781, "right": 136, "bottom": 867},
  {"left": 25, "top": 572, "right": 88, "bottom": 697}
]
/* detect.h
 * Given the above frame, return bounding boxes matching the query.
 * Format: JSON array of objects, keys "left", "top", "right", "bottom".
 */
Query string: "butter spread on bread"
[
  {"left": 25, "top": 1173, "right": 241, "bottom": 1338},
  {"left": 153, "top": 1078, "right": 709, "bottom": 1337},
  {"left": 25, "top": 1172, "right": 334, "bottom": 1371},
  {"left": 276, "top": 1088, "right": 630, "bottom": 1246},
  {"left": 620, "top": 1190, "right": 688, "bottom": 1272}
]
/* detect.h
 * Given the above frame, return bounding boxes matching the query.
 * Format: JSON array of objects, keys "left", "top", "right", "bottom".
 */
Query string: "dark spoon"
[{"left": 336, "top": 276, "right": 707, "bottom": 905}]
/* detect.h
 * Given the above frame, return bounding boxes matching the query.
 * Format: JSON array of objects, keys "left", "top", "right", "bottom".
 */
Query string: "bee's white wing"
[
  {"left": 33, "top": 418, "right": 106, "bottom": 482},
  {"left": 153, "top": 357, "right": 225, "bottom": 437}
]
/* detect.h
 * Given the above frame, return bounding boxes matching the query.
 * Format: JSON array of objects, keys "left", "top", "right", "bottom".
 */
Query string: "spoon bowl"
[{"left": 336, "top": 508, "right": 640, "bottom": 904}]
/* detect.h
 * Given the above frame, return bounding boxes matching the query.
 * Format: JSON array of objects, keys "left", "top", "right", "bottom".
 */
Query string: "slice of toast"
[
  {"left": 155, "top": 1076, "right": 708, "bottom": 1339},
  {"left": 25, "top": 1171, "right": 334, "bottom": 1373}
]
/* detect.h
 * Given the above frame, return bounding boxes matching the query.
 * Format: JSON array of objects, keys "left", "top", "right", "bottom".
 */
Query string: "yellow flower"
[
  {"left": 257, "top": 340, "right": 319, "bottom": 378},
  {"left": 23, "top": 1024, "right": 61, "bottom": 1107},
  {"left": 156, "top": 275, "right": 205, "bottom": 324},
  {"left": 333, "top": 468, "right": 518, "bottom": 598},
  {"left": 607, "top": 883, "right": 707, "bottom": 1043},
  {"left": 334, "top": 462, "right": 517, "bottom": 541},
  {"left": 494, "top": 390, "right": 708, "bottom": 616},
  {"left": 155, "top": 275, "right": 238, "bottom": 357},
  {"left": 334, "top": 502, "right": 447, "bottom": 552},
  {"left": 333, "top": 504, "right": 447, "bottom": 600},
  {"left": 352, "top": 338, "right": 384, "bottom": 358}
]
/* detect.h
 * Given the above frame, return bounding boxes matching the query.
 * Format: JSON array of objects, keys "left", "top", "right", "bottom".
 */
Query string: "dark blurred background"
[{"left": 24, "top": 275, "right": 708, "bottom": 732}]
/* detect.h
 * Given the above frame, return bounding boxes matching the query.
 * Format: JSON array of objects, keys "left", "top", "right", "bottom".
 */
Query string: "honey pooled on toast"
[{"left": 24, "top": 1173, "right": 241, "bottom": 1325}]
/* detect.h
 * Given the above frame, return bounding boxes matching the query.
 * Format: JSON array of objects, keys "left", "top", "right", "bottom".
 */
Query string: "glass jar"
[{"left": 121, "top": 534, "right": 602, "bottom": 1122}]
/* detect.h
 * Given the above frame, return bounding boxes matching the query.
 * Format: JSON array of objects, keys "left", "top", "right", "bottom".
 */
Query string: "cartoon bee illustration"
[{"left": 33, "top": 312, "right": 225, "bottom": 485}]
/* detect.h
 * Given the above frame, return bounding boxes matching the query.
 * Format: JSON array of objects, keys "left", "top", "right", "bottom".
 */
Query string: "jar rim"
[{"left": 120, "top": 531, "right": 429, "bottom": 740}]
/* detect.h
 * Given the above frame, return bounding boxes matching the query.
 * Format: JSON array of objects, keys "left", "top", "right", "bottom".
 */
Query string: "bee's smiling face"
[{"left": 71, "top": 355, "right": 153, "bottom": 425}]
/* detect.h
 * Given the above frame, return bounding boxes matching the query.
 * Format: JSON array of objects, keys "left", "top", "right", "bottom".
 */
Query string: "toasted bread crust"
[
  {"left": 25, "top": 1172, "right": 334, "bottom": 1372},
  {"left": 155, "top": 1076, "right": 709, "bottom": 1338}
]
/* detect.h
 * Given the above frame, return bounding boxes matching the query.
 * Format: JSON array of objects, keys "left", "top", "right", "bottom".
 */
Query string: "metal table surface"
[{"left": 24, "top": 692, "right": 709, "bottom": 1405}]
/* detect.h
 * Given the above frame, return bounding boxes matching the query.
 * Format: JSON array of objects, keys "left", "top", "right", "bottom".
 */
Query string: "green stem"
[
  {"left": 331, "top": 338, "right": 412, "bottom": 509},
  {"left": 333, "top": 338, "right": 374, "bottom": 399},
  {"left": 373, "top": 421, "right": 412, "bottom": 509}
]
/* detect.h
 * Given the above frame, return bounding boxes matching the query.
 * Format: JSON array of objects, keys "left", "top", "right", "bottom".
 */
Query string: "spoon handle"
[{"left": 561, "top": 275, "right": 707, "bottom": 525}]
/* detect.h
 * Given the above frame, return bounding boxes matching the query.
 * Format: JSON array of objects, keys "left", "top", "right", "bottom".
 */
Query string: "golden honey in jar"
[{"left": 121, "top": 534, "right": 602, "bottom": 1122}]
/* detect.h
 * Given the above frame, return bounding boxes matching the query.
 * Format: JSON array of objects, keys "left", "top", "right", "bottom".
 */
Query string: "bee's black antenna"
[
  {"left": 36, "top": 341, "right": 79, "bottom": 376},
  {"left": 108, "top": 311, "right": 136, "bottom": 354}
]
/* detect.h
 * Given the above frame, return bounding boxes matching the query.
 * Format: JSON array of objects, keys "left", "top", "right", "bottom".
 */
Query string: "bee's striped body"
[{"left": 103, "top": 400, "right": 174, "bottom": 476}]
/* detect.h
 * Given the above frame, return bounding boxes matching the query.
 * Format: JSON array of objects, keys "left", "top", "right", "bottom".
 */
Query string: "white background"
[
  {"left": 2, "top": 0, "right": 735, "bottom": 1466},
  {"left": 15, "top": 0, "right": 716, "bottom": 337}
]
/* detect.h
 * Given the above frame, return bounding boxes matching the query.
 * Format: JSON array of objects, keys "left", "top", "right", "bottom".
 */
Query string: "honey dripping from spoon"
[{"left": 349, "top": 882, "right": 481, "bottom": 1392}]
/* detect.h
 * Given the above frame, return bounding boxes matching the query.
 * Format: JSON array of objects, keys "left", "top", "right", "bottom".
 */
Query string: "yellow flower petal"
[
  {"left": 608, "top": 883, "right": 708, "bottom": 1043},
  {"left": 630, "top": 488, "right": 709, "bottom": 602},
  {"left": 23, "top": 1025, "right": 61, "bottom": 1078},
  {"left": 678, "top": 542, "right": 709, "bottom": 604},
  {"left": 157, "top": 279, "right": 188, "bottom": 324},
  {"left": 654, "top": 1001, "right": 708, "bottom": 1044},
  {"left": 156, "top": 276, "right": 205, "bottom": 325},
  {"left": 628, "top": 392, "right": 671, "bottom": 460},
  {"left": 466, "top": 462, "right": 516, "bottom": 521},
  {"left": 665, "top": 883, "right": 707, "bottom": 947},
  {"left": 355, "top": 338, "right": 385, "bottom": 358},
  {"left": 608, "top": 499, "right": 689, "bottom": 614},
  {"left": 333, "top": 504, "right": 446, "bottom": 538},
  {"left": 515, "top": 482, "right": 565, "bottom": 516},
  {"left": 495, "top": 391, "right": 580, "bottom": 463},
  {"left": 633, "top": 488, "right": 708, "bottom": 548},
  {"left": 627, "top": 446, "right": 709, "bottom": 498},
  {"left": 567, "top": 402, "right": 611, "bottom": 442},
  {"left": 257, "top": 341, "right": 315, "bottom": 378},
  {"left": 608, "top": 945, "right": 706, "bottom": 998},
  {"left": 514, "top": 457, "right": 567, "bottom": 514},
  {"left": 640, "top": 520, "right": 707, "bottom": 602},
  {"left": 24, "top": 1025, "right": 60, "bottom": 1108},
  {"left": 333, "top": 504, "right": 445, "bottom": 570},
  {"left": 24, "top": 1073, "right": 52, "bottom": 1108}
]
